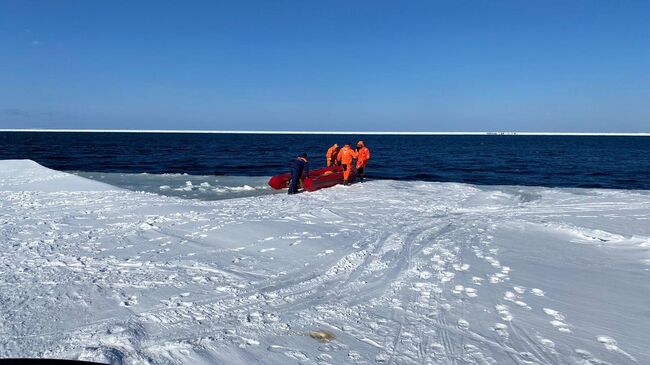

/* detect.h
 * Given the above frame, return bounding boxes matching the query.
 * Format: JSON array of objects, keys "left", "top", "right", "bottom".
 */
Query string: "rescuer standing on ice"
[
  {"left": 337, "top": 144, "right": 358, "bottom": 185},
  {"left": 356, "top": 141, "right": 371, "bottom": 181},
  {"left": 288, "top": 153, "right": 309, "bottom": 194}
]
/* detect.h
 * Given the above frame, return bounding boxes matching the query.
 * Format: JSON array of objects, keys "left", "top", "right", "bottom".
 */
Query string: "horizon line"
[{"left": 1, "top": 129, "right": 650, "bottom": 136}]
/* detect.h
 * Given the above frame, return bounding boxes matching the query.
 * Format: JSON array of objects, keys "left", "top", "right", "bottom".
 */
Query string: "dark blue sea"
[{"left": 1, "top": 132, "right": 649, "bottom": 190}]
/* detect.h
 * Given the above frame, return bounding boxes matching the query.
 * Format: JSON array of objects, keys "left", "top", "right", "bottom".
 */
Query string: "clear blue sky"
[{"left": 1, "top": 1, "right": 649, "bottom": 132}]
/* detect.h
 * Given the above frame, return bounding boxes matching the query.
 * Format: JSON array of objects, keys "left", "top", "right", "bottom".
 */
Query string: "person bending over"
[
  {"left": 326, "top": 144, "right": 339, "bottom": 167},
  {"left": 288, "top": 153, "right": 309, "bottom": 194}
]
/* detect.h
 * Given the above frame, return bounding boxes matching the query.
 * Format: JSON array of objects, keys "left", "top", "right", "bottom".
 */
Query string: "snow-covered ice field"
[{"left": 1, "top": 160, "right": 649, "bottom": 365}]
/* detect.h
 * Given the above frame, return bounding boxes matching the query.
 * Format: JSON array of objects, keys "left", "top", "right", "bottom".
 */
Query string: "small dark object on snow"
[{"left": 309, "top": 330, "right": 335, "bottom": 342}]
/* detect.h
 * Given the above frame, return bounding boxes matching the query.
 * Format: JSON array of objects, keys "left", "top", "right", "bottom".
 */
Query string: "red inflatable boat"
[{"left": 268, "top": 165, "right": 356, "bottom": 192}]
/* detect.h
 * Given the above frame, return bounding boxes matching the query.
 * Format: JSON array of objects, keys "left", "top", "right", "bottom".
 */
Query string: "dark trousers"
[
  {"left": 357, "top": 166, "right": 365, "bottom": 180},
  {"left": 288, "top": 167, "right": 301, "bottom": 194}
]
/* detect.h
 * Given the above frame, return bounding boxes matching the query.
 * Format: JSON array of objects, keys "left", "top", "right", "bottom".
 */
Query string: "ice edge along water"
[
  {"left": 73, "top": 171, "right": 274, "bottom": 201},
  {"left": 1, "top": 159, "right": 649, "bottom": 365}
]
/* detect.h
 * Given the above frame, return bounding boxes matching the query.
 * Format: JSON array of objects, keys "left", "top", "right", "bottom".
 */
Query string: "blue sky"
[{"left": 1, "top": 1, "right": 649, "bottom": 132}]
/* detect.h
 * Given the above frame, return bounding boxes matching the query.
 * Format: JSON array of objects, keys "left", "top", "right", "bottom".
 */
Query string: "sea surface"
[{"left": 1, "top": 132, "right": 650, "bottom": 191}]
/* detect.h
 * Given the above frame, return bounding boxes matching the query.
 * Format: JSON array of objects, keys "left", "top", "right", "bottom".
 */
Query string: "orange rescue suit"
[
  {"left": 337, "top": 145, "right": 358, "bottom": 182},
  {"left": 326, "top": 145, "right": 339, "bottom": 167},
  {"left": 356, "top": 146, "right": 370, "bottom": 169}
]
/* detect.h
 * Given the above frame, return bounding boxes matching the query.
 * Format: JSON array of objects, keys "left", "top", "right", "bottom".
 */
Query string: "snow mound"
[{"left": 0, "top": 160, "right": 118, "bottom": 192}]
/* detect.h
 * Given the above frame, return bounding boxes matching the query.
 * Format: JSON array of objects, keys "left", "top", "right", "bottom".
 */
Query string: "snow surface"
[{"left": 1, "top": 159, "right": 650, "bottom": 365}]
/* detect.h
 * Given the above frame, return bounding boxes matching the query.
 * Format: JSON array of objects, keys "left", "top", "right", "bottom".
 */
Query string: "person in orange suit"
[
  {"left": 356, "top": 141, "right": 371, "bottom": 181},
  {"left": 337, "top": 144, "right": 358, "bottom": 185},
  {"left": 326, "top": 144, "right": 339, "bottom": 167}
]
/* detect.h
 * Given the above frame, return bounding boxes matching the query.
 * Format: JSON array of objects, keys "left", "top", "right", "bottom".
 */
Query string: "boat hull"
[{"left": 268, "top": 166, "right": 356, "bottom": 191}]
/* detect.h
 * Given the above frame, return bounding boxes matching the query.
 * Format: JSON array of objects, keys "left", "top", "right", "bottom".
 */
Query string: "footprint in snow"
[
  {"left": 318, "top": 249, "right": 334, "bottom": 256},
  {"left": 543, "top": 308, "right": 571, "bottom": 333},
  {"left": 484, "top": 256, "right": 501, "bottom": 269},
  {"left": 375, "top": 352, "right": 390, "bottom": 363},
  {"left": 531, "top": 288, "right": 545, "bottom": 296},
  {"left": 503, "top": 291, "right": 517, "bottom": 302},
  {"left": 597, "top": 336, "right": 619, "bottom": 351},
  {"left": 515, "top": 301, "right": 531, "bottom": 310},
  {"left": 452, "top": 263, "right": 470, "bottom": 271},
  {"left": 119, "top": 295, "right": 138, "bottom": 307},
  {"left": 539, "top": 338, "right": 555, "bottom": 350},
  {"left": 490, "top": 271, "right": 508, "bottom": 283},
  {"left": 494, "top": 323, "right": 509, "bottom": 337},
  {"left": 260, "top": 248, "right": 276, "bottom": 253},
  {"left": 518, "top": 352, "right": 536, "bottom": 362},
  {"left": 452, "top": 285, "right": 465, "bottom": 295},
  {"left": 504, "top": 291, "right": 531, "bottom": 310},
  {"left": 513, "top": 286, "right": 526, "bottom": 294},
  {"left": 440, "top": 271, "right": 455, "bottom": 283},
  {"left": 457, "top": 318, "right": 470, "bottom": 330},
  {"left": 496, "top": 304, "right": 513, "bottom": 321},
  {"left": 242, "top": 338, "right": 260, "bottom": 346},
  {"left": 543, "top": 308, "right": 564, "bottom": 320},
  {"left": 597, "top": 336, "right": 637, "bottom": 361},
  {"left": 464, "top": 287, "right": 478, "bottom": 298},
  {"left": 573, "top": 349, "right": 611, "bottom": 365}
]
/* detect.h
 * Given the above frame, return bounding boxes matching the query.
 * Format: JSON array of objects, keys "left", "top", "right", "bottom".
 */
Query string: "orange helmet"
[{"left": 357, "top": 141, "right": 365, "bottom": 148}]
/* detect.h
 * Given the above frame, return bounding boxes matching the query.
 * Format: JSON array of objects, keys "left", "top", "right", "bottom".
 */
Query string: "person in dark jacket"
[{"left": 288, "top": 153, "right": 309, "bottom": 194}]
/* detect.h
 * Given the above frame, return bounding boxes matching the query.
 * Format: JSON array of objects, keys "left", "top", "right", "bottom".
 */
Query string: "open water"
[{"left": 1, "top": 132, "right": 649, "bottom": 190}]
